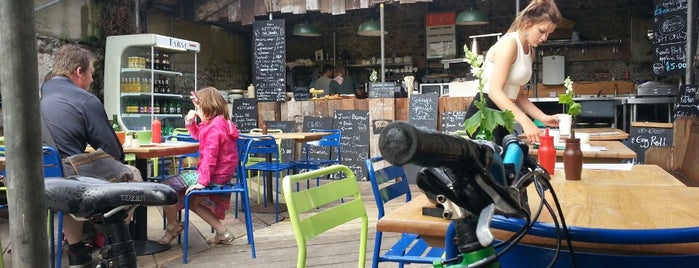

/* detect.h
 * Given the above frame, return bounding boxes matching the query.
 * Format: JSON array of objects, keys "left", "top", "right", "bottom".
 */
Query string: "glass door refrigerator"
[{"left": 104, "top": 34, "right": 200, "bottom": 136}]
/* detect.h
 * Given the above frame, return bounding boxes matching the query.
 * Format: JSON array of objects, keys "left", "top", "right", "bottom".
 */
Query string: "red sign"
[{"left": 426, "top": 12, "right": 456, "bottom": 27}]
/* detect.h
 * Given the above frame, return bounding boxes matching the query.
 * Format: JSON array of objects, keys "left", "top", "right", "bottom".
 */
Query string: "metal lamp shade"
[
  {"left": 292, "top": 23, "right": 321, "bottom": 37},
  {"left": 357, "top": 20, "right": 387, "bottom": 36},
  {"left": 456, "top": 8, "right": 489, "bottom": 26}
]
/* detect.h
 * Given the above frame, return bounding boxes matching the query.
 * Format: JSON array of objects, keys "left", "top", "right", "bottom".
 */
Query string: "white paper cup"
[
  {"left": 577, "top": 133, "right": 590, "bottom": 144},
  {"left": 558, "top": 114, "right": 572, "bottom": 136},
  {"left": 548, "top": 129, "right": 561, "bottom": 145}
]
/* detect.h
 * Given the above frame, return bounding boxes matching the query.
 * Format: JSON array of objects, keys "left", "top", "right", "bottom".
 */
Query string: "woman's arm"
[{"left": 486, "top": 37, "right": 541, "bottom": 142}]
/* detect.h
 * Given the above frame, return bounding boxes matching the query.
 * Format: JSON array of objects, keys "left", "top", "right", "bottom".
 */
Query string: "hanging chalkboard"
[
  {"left": 266, "top": 120, "right": 296, "bottom": 162},
  {"left": 627, "top": 122, "right": 673, "bottom": 164},
  {"left": 232, "top": 98, "right": 258, "bottom": 133},
  {"left": 674, "top": 84, "right": 698, "bottom": 119},
  {"left": 293, "top": 87, "right": 311, "bottom": 101},
  {"left": 253, "top": 19, "right": 286, "bottom": 102},
  {"left": 409, "top": 93, "right": 439, "bottom": 130},
  {"left": 368, "top": 82, "right": 399, "bottom": 98},
  {"left": 334, "top": 110, "right": 370, "bottom": 180},
  {"left": 651, "top": 0, "right": 689, "bottom": 76},
  {"left": 441, "top": 111, "right": 468, "bottom": 134}
]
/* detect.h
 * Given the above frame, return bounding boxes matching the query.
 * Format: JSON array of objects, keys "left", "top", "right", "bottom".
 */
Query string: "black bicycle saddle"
[{"left": 45, "top": 176, "right": 178, "bottom": 218}]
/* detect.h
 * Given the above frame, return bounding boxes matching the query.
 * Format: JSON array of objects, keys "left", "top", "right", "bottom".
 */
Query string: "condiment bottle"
[
  {"left": 537, "top": 128, "right": 556, "bottom": 175},
  {"left": 261, "top": 120, "right": 268, "bottom": 135},
  {"left": 563, "top": 130, "right": 583, "bottom": 180},
  {"left": 151, "top": 117, "right": 162, "bottom": 143}
]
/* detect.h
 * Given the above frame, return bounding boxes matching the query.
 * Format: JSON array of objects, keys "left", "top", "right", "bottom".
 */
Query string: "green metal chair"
[{"left": 282, "top": 165, "right": 368, "bottom": 268}]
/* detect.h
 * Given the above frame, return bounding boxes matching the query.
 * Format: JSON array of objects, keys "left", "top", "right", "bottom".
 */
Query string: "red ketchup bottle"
[
  {"left": 537, "top": 128, "right": 556, "bottom": 175},
  {"left": 151, "top": 117, "right": 162, "bottom": 143}
]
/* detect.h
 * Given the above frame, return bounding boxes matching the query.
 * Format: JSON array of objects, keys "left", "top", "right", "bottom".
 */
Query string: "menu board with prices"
[{"left": 253, "top": 19, "right": 286, "bottom": 102}]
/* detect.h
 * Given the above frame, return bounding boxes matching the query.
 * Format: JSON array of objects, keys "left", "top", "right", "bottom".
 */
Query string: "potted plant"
[
  {"left": 557, "top": 76, "right": 581, "bottom": 136},
  {"left": 462, "top": 46, "right": 515, "bottom": 141}
]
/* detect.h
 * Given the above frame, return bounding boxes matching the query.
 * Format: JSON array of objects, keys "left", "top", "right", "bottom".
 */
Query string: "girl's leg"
[{"left": 189, "top": 195, "right": 225, "bottom": 233}]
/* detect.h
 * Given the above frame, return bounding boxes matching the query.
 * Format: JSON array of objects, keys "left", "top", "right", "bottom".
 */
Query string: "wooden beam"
[
  {"left": 195, "top": 0, "right": 236, "bottom": 21},
  {"left": 280, "top": 0, "right": 306, "bottom": 14},
  {"left": 330, "top": 0, "right": 346, "bottom": 15},
  {"left": 240, "top": 0, "right": 254, "bottom": 25},
  {"left": 306, "top": 0, "right": 320, "bottom": 11}
]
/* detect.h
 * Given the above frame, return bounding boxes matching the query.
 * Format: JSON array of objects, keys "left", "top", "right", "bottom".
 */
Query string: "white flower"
[{"left": 564, "top": 76, "right": 574, "bottom": 94}]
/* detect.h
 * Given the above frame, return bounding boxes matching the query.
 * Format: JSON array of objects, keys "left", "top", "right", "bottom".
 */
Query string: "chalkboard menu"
[
  {"left": 628, "top": 122, "right": 673, "bottom": 164},
  {"left": 674, "top": 84, "right": 699, "bottom": 119},
  {"left": 651, "top": 0, "right": 689, "bottom": 76},
  {"left": 333, "top": 110, "right": 370, "bottom": 180},
  {"left": 232, "top": 98, "right": 258, "bottom": 133},
  {"left": 368, "top": 82, "right": 399, "bottom": 98},
  {"left": 253, "top": 19, "right": 286, "bottom": 102},
  {"left": 292, "top": 87, "right": 311, "bottom": 101},
  {"left": 408, "top": 93, "right": 439, "bottom": 130},
  {"left": 441, "top": 111, "right": 468, "bottom": 134},
  {"left": 301, "top": 116, "right": 334, "bottom": 165},
  {"left": 267, "top": 120, "right": 296, "bottom": 162}
]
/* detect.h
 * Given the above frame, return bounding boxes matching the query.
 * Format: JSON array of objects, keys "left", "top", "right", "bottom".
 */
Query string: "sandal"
[
  {"left": 207, "top": 229, "right": 235, "bottom": 245},
  {"left": 158, "top": 223, "right": 184, "bottom": 245}
]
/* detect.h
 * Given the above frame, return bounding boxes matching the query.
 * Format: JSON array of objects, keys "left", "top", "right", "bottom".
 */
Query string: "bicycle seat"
[{"left": 45, "top": 176, "right": 178, "bottom": 218}]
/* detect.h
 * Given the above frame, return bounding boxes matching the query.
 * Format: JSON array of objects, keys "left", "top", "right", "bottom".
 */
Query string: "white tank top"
[{"left": 482, "top": 33, "right": 532, "bottom": 100}]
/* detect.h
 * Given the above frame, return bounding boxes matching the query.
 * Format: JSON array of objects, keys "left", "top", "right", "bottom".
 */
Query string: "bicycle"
[
  {"left": 45, "top": 176, "right": 177, "bottom": 268},
  {"left": 378, "top": 121, "right": 573, "bottom": 268}
]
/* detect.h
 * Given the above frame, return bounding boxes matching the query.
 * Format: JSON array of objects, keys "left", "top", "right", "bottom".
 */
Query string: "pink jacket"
[{"left": 186, "top": 115, "right": 240, "bottom": 186}]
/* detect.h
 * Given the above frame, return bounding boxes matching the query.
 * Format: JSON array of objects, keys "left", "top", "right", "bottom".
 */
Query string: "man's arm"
[{"left": 84, "top": 97, "right": 124, "bottom": 161}]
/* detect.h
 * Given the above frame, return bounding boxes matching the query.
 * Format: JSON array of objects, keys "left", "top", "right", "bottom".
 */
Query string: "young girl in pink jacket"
[{"left": 159, "top": 86, "right": 240, "bottom": 245}]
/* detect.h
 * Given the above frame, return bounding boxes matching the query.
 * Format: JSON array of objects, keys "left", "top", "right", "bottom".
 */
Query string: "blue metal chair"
[
  {"left": 365, "top": 155, "right": 449, "bottom": 267},
  {"left": 181, "top": 138, "right": 256, "bottom": 263},
  {"left": 292, "top": 129, "right": 341, "bottom": 188},
  {"left": 240, "top": 135, "right": 295, "bottom": 223}
]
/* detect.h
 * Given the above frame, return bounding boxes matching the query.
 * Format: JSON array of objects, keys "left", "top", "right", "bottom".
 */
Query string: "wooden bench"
[{"left": 645, "top": 116, "right": 699, "bottom": 186}]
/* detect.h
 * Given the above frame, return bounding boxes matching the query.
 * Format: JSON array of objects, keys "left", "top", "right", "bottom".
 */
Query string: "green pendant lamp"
[
  {"left": 292, "top": 22, "right": 321, "bottom": 37},
  {"left": 456, "top": 6, "right": 489, "bottom": 26},
  {"left": 357, "top": 19, "right": 387, "bottom": 36}
]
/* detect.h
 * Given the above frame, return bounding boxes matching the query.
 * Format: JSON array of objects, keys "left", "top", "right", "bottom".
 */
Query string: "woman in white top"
[{"left": 464, "top": 0, "right": 563, "bottom": 144}]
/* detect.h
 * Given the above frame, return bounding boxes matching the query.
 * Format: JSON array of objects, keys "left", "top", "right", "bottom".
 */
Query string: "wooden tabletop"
[
  {"left": 377, "top": 165, "right": 699, "bottom": 255},
  {"left": 529, "top": 140, "right": 636, "bottom": 163},
  {"left": 123, "top": 142, "right": 199, "bottom": 159},
  {"left": 521, "top": 128, "right": 629, "bottom": 141}
]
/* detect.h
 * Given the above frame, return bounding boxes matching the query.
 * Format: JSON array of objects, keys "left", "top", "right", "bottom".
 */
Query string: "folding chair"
[
  {"left": 282, "top": 165, "right": 368, "bottom": 268},
  {"left": 365, "top": 156, "right": 447, "bottom": 267},
  {"left": 181, "top": 138, "right": 256, "bottom": 263}
]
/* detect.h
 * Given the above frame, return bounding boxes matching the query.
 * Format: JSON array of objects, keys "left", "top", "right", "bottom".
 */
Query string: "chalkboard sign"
[
  {"left": 253, "top": 19, "right": 286, "bottom": 102},
  {"left": 627, "top": 122, "right": 673, "bottom": 164},
  {"left": 265, "top": 121, "right": 296, "bottom": 162},
  {"left": 334, "top": 110, "right": 370, "bottom": 180},
  {"left": 441, "top": 111, "right": 468, "bottom": 134},
  {"left": 301, "top": 116, "right": 334, "bottom": 165},
  {"left": 674, "top": 84, "right": 698, "bottom": 119},
  {"left": 232, "top": 98, "right": 258, "bottom": 133},
  {"left": 368, "top": 82, "right": 399, "bottom": 98},
  {"left": 651, "top": 0, "right": 689, "bottom": 76},
  {"left": 293, "top": 87, "right": 311, "bottom": 101},
  {"left": 408, "top": 93, "right": 439, "bottom": 130}
]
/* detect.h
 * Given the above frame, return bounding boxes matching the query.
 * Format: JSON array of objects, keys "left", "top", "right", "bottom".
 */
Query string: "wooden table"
[
  {"left": 377, "top": 165, "right": 699, "bottom": 256},
  {"left": 242, "top": 132, "right": 330, "bottom": 212},
  {"left": 529, "top": 140, "right": 636, "bottom": 163},
  {"left": 522, "top": 128, "right": 629, "bottom": 141},
  {"left": 124, "top": 142, "right": 199, "bottom": 255}
]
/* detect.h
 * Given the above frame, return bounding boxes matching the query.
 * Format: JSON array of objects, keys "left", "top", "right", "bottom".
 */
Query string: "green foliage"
[
  {"left": 557, "top": 76, "right": 581, "bottom": 118},
  {"left": 462, "top": 45, "right": 516, "bottom": 140}
]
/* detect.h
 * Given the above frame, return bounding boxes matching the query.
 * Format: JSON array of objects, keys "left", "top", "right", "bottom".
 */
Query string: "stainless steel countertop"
[{"left": 529, "top": 95, "right": 675, "bottom": 105}]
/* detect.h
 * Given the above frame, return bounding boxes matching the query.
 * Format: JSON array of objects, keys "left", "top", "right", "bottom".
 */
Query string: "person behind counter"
[
  {"left": 329, "top": 66, "right": 359, "bottom": 96},
  {"left": 464, "top": 0, "right": 562, "bottom": 144},
  {"left": 310, "top": 63, "right": 334, "bottom": 96}
]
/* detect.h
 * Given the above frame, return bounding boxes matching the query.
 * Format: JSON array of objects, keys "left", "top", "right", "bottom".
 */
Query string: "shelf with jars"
[{"left": 104, "top": 34, "right": 200, "bottom": 134}]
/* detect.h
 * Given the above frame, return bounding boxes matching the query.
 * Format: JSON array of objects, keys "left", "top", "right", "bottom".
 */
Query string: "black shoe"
[{"left": 68, "top": 246, "right": 92, "bottom": 268}]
